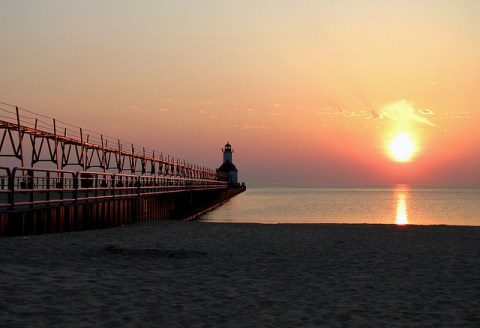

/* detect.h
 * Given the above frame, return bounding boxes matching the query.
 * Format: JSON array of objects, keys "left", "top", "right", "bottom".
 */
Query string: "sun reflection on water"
[{"left": 395, "top": 185, "right": 409, "bottom": 225}]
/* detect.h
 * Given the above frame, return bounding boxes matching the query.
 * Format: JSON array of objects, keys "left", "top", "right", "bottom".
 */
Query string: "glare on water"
[
  {"left": 201, "top": 184, "right": 480, "bottom": 226},
  {"left": 395, "top": 185, "right": 409, "bottom": 225}
]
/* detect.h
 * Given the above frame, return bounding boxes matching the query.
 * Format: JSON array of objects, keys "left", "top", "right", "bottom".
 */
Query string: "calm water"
[{"left": 200, "top": 184, "right": 480, "bottom": 226}]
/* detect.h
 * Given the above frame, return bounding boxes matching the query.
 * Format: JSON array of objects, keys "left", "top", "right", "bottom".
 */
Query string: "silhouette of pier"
[{"left": 0, "top": 102, "right": 245, "bottom": 236}]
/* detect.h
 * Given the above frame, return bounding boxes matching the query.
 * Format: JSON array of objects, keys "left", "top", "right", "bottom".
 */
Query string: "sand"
[{"left": 1, "top": 221, "right": 479, "bottom": 327}]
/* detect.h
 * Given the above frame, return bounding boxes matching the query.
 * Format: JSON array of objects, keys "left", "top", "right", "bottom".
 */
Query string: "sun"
[{"left": 389, "top": 132, "right": 415, "bottom": 162}]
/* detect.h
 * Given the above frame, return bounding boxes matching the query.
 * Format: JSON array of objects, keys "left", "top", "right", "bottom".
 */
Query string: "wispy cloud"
[
  {"left": 315, "top": 107, "right": 342, "bottom": 115},
  {"left": 381, "top": 100, "right": 436, "bottom": 126},
  {"left": 314, "top": 100, "right": 437, "bottom": 126},
  {"left": 131, "top": 104, "right": 169, "bottom": 113},
  {"left": 241, "top": 123, "right": 267, "bottom": 130},
  {"left": 315, "top": 107, "right": 365, "bottom": 117},
  {"left": 270, "top": 111, "right": 287, "bottom": 116},
  {"left": 418, "top": 108, "right": 434, "bottom": 115},
  {"left": 446, "top": 111, "right": 469, "bottom": 119},
  {"left": 316, "top": 107, "right": 364, "bottom": 118},
  {"left": 342, "top": 109, "right": 362, "bottom": 117},
  {"left": 368, "top": 110, "right": 383, "bottom": 119}
]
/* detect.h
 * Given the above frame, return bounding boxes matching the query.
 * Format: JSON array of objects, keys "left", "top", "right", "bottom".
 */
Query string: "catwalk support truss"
[{"left": 0, "top": 103, "right": 219, "bottom": 180}]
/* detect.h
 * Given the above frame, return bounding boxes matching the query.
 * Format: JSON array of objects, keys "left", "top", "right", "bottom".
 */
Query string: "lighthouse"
[{"left": 217, "top": 142, "right": 238, "bottom": 186}]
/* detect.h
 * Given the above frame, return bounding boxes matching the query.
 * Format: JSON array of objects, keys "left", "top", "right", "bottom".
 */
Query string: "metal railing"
[
  {"left": 0, "top": 103, "right": 221, "bottom": 179},
  {"left": 0, "top": 166, "right": 228, "bottom": 211}
]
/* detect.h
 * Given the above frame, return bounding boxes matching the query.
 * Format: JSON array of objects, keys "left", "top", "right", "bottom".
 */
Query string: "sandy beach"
[{"left": 1, "top": 221, "right": 479, "bottom": 327}]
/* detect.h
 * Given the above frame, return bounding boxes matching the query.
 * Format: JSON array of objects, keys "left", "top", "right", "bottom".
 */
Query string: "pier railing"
[
  {"left": 0, "top": 102, "right": 231, "bottom": 213},
  {"left": 0, "top": 102, "right": 221, "bottom": 179},
  {"left": 0, "top": 103, "right": 244, "bottom": 236},
  {"left": 0, "top": 166, "right": 227, "bottom": 211}
]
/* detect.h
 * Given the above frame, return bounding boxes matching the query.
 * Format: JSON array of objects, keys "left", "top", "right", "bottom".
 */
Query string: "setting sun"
[{"left": 389, "top": 133, "right": 415, "bottom": 162}]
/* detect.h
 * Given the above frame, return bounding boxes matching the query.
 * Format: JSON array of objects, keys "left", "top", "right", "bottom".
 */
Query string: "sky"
[{"left": 1, "top": 0, "right": 480, "bottom": 185}]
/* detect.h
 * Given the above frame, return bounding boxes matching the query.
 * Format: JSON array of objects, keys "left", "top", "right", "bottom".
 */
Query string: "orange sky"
[{"left": 1, "top": 1, "right": 479, "bottom": 185}]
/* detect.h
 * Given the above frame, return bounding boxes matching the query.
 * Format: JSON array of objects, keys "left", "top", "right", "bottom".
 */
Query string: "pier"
[{"left": 0, "top": 103, "right": 245, "bottom": 236}]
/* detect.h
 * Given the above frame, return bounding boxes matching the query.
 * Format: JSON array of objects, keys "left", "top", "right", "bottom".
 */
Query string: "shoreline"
[
  {"left": 1, "top": 220, "right": 479, "bottom": 327},
  {"left": 197, "top": 218, "right": 480, "bottom": 228}
]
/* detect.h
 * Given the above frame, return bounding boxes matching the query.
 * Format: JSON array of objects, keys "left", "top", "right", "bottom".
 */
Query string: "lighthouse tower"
[
  {"left": 223, "top": 142, "right": 233, "bottom": 164},
  {"left": 217, "top": 142, "right": 238, "bottom": 186}
]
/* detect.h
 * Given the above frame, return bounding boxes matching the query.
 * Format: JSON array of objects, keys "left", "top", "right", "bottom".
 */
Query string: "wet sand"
[{"left": 1, "top": 221, "right": 479, "bottom": 327}]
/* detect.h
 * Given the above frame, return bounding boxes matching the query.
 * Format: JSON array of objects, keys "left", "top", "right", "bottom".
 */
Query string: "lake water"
[{"left": 200, "top": 184, "right": 480, "bottom": 226}]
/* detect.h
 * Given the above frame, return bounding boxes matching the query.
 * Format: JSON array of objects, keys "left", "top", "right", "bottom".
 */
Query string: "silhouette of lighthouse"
[{"left": 217, "top": 142, "right": 238, "bottom": 186}]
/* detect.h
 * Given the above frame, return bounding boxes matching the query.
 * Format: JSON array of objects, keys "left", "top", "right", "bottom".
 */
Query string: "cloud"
[
  {"left": 131, "top": 105, "right": 169, "bottom": 113},
  {"left": 343, "top": 110, "right": 362, "bottom": 117},
  {"left": 315, "top": 107, "right": 364, "bottom": 118},
  {"left": 241, "top": 123, "right": 267, "bottom": 130},
  {"left": 313, "top": 100, "right": 436, "bottom": 126},
  {"left": 369, "top": 110, "right": 383, "bottom": 119},
  {"left": 270, "top": 111, "right": 287, "bottom": 116},
  {"left": 315, "top": 108, "right": 342, "bottom": 115},
  {"left": 380, "top": 100, "right": 437, "bottom": 126},
  {"left": 418, "top": 108, "right": 434, "bottom": 115},
  {"left": 446, "top": 111, "right": 469, "bottom": 119}
]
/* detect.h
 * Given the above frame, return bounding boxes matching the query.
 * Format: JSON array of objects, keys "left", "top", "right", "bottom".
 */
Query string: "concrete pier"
[
  {"left": 0, "top": 105, "right": 246, "bottom": 237},
  {"left": 0, "top": 186, "right": 246, "bottom": 236}
]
